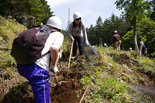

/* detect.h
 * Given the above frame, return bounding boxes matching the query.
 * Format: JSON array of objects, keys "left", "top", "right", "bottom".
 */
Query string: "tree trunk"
[{"left": 133, "top": 16, "right": 139, "bottom": 52}]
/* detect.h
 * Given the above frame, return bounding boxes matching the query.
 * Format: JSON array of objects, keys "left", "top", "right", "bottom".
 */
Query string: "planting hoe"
[{"left": 51, "top": 49, "right": 63, "bottom": 86}]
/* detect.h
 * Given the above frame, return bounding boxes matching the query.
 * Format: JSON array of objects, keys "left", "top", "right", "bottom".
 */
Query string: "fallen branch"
[
  {"left": 122, "top": 63, "right": 140, "bottom": 79},
  {"left": 122, "top": 63, "right": 131, "bottom": 72},
  {"left": 79, "top": 84, "right": 90, "bottom": 103}
]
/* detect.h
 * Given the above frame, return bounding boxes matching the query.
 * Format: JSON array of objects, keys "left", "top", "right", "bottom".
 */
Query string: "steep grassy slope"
[
  {"left": 0, "top": 15, "right": 155, "bottom": 103},
  {"left": 0, "top": 15, "right": 27, "bottom": 67}
]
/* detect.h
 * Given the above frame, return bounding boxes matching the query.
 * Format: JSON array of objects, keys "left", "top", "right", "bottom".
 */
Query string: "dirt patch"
[
  {"left": 114, "top": 53, "right": 140, "bottom": 67},
  {"left": 111, "top": 53, "right": 155, "bottom": 87},
  {"left": 1, "top": 82, "right": 34, "bottom": 103},
  {"left": 0, "top": 53, "right": 87, "bottom": 103},
  {"left": 137, "top": 71, "right": 155, "bottom": 87},
  {"left": 50, "top": 77, "right": 83, "bottom": 103},
  {"left": 0, "top": 62, "right": 85, "bottom": 103},
  {"left": 50, "top": 70, "right": 84, "bottom": 103}
]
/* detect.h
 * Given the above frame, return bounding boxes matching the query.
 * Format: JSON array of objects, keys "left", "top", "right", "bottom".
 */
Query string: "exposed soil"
[
  {"left": 116, "top": 54, "right": 155, "bottom": 87},
  {"left": 0, "top": 69, "right": 85, "bottom": 103},
  {"left": 50, "top": 73, "right": 83, "bottom": 103},
  {"left": 0, "top": 55, "right": 86, "bottom": 103}
]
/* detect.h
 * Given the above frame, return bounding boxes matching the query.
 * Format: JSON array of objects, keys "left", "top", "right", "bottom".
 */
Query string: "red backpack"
[{"left": 11, "top": 25, "right": 53, "bottom": 65}]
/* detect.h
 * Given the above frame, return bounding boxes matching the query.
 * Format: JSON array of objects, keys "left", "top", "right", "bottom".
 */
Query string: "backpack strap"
[
  {"left": 41, "top": 51, "right": 50, "bottom": 58},
  {"left": 40, "top": 30, "right": 55, "bottom": 57}
]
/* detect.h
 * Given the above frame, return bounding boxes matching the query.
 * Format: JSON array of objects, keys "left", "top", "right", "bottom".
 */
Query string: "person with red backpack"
[
  {"left": 67, "top": 12, "right": 89, "bottom": 57},
  {"left": 112, "top": 30, "right": 121, "bottom": 50},
  {"left": 13, "top": 16, "right": 64, "bottom": 103}
]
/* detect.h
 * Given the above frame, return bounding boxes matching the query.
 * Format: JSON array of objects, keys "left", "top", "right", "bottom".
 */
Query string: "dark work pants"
[{"left": 73, "top": 36, "right": 84, "bottom": 56}]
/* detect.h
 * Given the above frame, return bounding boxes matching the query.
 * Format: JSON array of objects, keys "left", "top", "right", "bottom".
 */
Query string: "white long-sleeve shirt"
[{"left": 67, "top": 22, "right": 88, "bottom": 41}]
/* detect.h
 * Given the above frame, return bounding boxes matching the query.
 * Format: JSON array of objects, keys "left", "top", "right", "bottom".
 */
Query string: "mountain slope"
[{"left": 0, "top": 16, "right": 155, "bottom": 103}]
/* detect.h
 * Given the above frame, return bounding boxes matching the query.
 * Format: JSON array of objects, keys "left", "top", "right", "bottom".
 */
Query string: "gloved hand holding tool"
[
  {"left": 50, "top": 66, "right": 58, "bottom": 73},
  {"left": 50, "top": 48, "right": 63, "bottom": 86},
  {"left": 50, "top": 65, "right": 60, "bottom": 86}
]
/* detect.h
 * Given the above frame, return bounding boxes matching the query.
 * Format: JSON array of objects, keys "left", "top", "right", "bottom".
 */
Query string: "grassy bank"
[{"left": 0, "top": 15, "right": 155, "bottom": 103}]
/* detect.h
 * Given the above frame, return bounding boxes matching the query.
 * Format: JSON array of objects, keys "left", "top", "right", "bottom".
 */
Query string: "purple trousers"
[
  {"left": 73, "top": 36, "right": 84, "bottom": 56},
  {"left": 17, "top": 64, "right": 51, "bottom": 103}
]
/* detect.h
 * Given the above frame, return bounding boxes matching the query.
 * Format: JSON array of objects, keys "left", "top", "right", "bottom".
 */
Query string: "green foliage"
[
  {"left": 151, "top": 52, "right": 155, "bottom": 57},
  {"left": 115, "top": 0, "right": 152, "bottom": 51},
  {"left": 0, "top": 15, "right": 27, "bottom": 49},
  {"left": 98, "top": 76, "right": 130, "bottom": 102},
  {"left": 0, "top": 50, "right": 16, "bottom": 67},
  {"left": 86, "top": 25, "right": 97, "bottom": 45},
  {"left": 137, "top": 17, "right": 155, "bottom": 55},
  {"left": 122, "top": 30, "right": 134, "bottom": 50},
  {"left": 150, "top": 0, "right": 155, "bottom": 20},
  {"left": 86, "top": 1, "right": 154, "bottom": 54},
  {"left": 19, "top": 82, "right": 29, "bottom": 93},
  {"left": 138, "top": 56, "right": 155, "bottom": 77},
  {"left": 80, "top": 76, "right": 91, "bottom": 87},
  {"left": 121, "top": 17, "right": 155, "bottom": 55},
  {"left": 78, "top": 46, "right": 155, "bottom": 102},
  {"left": 0, "top": 0, "right": 53, "bottom": 26},
  {"left": 0, "top": 16, "right": 26, "bottom": 67},
  {"left": 115, "top": 0, "right": 152, "bottom": 20},
  {"left": 87, "top": 14, "right": 131, "bottom": 46}
]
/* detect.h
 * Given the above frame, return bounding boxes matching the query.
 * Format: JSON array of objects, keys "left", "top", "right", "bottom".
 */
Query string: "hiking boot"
[
  {"left": 71, "top": 56, "right": 77, "bottom": 61},
  {"left": 78, "top": 55, "right": 85, "bottom": 61}
]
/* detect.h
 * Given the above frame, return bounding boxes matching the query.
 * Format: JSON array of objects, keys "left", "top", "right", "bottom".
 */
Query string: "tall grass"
[
  {"left": 0, "top": 15, "right": 27, "bottom": 67},
  {"left": 0, "top": 15, "right": 27, "bottom": 49},
  {"left": 78, "top": 46, "right": 154, "bottom": 102}
]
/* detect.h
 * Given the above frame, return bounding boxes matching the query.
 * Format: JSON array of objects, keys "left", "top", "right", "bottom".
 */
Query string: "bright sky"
[{"left": 45, "top": 0, "right": 122, "bottom": 30}]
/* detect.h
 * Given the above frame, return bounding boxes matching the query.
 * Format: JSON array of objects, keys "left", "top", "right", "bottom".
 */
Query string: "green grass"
[
  {"left": 0, "top": 16, "right": 26, "bottom": 67},
  {"left": 75, "top": 45, "right": 155, "bottom": 102}
]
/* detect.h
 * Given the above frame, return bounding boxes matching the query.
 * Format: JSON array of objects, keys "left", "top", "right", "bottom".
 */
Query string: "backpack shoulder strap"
[{"left": 41, "top": 30, "right": 55, "bottom": 57}]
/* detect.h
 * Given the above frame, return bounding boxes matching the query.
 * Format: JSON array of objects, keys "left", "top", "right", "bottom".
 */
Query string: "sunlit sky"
[{"left": 45, "top": 0, "right": 122, "bottom": 30}]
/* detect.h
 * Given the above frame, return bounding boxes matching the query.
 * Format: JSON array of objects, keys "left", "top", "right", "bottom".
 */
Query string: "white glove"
[
  {"left": 85, "top": 40, "right": 90, "bottom": 46},
  {"left": 50, "top": 66, "right": 58, "bottom": 73},
  {"left": 58, "top": 49, "right": 63, "bottom": 58},
  {"left": 58, "top": 52, "right": 62, "bottom": 58}
]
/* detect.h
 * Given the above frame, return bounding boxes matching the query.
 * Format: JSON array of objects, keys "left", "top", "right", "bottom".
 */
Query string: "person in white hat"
[
  {"left": 17, "top": 16, "right": 64, "bottom": 103},
  {"left": 103, "top": 43, "right": 108, "bottom": 47},
  {"left": 29, "top": 17, "right": 36, "bottom": 28},
  {"left": 112, "top": 30, "right": 121, "bottom": 50},
  {"left": 129, "top": 47, "right": 132, "bottom": 52},
  {"left": 68, "top": 12, "right": 89, "bottom": 57}
]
